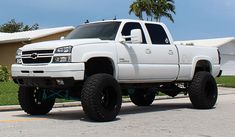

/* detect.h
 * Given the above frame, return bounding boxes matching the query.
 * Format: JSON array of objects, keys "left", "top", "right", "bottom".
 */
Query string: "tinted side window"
[
  {"left": 145, "top": 24, "right": 170, "bottom": 44},
  {"left": 122, "top": 22, "right": 146, "bottom": 44}
]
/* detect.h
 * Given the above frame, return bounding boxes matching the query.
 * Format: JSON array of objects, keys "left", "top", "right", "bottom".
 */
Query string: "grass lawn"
[
  {"left": 216, "top": 76, "right": 235, "bottom": 88},
  {"left": 0, "top": 81, "right": 19, "bottom": 106},
  {"left": 0, "top": 81, "right": 72, "bottom": 106},
  {"left": 0, "top": 76, "right": 234, "bottom": 106}
]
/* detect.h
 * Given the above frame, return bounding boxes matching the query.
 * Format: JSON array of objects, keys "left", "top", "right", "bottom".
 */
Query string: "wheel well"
[
  {"left": 85, "top": 57, "right": 114, "bottom": 77},
  {"left": 194, "top": 60, "right": 211, "bottom": 74}
]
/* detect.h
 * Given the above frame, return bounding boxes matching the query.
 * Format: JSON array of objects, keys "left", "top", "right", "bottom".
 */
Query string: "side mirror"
[
  {"left": 60, "top": 36, "right": 65, "bottom": 40},
  {"left": 130, "top": 29, "right": 142, "bottom": 44},
  {"left": 120, "top": 29, "right": 142, "bottom": 44}
]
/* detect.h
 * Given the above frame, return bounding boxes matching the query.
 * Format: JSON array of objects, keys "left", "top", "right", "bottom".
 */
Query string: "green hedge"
[{"left": 0, "top": 65, "right": 10, "bottom": 82}]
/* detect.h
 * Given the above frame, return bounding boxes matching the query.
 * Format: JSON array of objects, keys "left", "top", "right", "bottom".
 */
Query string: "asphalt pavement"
[{"left": 0, "top": 87, "right": 234, "bottom": 137}]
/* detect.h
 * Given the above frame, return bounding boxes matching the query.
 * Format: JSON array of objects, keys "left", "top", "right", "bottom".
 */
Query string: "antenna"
[{"left": 113, "top": 16, "right": 117, "bottom": 20}]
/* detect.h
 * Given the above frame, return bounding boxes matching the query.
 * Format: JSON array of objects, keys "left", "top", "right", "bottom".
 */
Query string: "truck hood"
[{"left": 20, "top": 39, "right": 108, "bottom": 51}]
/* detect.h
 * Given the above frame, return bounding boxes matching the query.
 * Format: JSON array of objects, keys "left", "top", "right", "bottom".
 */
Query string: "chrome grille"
[
  {"left": 21, "top": 50, "right": 54, "bottom": 64},
  {"left": 22, "top": 50, "right": 54, "bottom": 54}
]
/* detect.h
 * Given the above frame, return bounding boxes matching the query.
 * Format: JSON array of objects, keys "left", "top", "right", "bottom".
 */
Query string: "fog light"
[
  {"left": 56, "top": 79, "right": 64, "bottom": 85},
  {"left": 16, "top": 58, "right": 22, "bottom": 64}
]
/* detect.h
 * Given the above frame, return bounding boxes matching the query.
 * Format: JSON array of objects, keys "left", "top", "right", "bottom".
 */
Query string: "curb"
[
  {"left": 0, "top": 87, "right": 234, "bottom": 112},
  {"left": 0, "top": 95, "right": 188, "bottom": 112}
]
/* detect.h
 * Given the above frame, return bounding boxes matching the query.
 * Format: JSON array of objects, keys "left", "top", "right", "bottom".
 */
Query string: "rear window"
[{"left": 145, "top": 24, "right": 170, "bottom": 45}]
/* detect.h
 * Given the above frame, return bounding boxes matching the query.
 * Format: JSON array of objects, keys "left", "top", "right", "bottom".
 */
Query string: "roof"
[
  {"left": 175, "top": 37, "right": 235, "bottom": 47},
  {"left": 0, "top": 26, "right": 74, "bottom": 44},
  {"left": 86, "top": 19, "right": 164, "bottom": 26}
]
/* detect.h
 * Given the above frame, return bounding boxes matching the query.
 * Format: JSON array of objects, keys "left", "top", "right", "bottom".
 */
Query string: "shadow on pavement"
[
  {"left": 120, "top": 102, "right": 193, "bottom": 116},
  {"left": 14, "top": 102, "right": 193, "bottom": 122}
]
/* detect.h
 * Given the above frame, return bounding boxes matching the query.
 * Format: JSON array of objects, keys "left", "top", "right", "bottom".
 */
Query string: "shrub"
[{"left": 0, "top": 65, "right": 10, "bottom": 82}]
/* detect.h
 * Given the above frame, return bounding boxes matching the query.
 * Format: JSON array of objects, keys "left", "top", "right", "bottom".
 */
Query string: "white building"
[{"left": 176, "top": 37, "right": 235, "bottom": 76}]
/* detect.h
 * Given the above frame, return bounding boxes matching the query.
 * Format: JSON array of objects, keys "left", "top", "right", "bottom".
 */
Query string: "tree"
[
  {"left": 129, "top": 0, "right": 176, "bottom": 23},
  {"left": 0, "top": 19, "right": 39, "bottom": 33},
  {"left": 152, "top": 0, "right": 176, "bottom": 22},
  {"left": 129, "top": 0, "right": 152, "bottom": 20}
]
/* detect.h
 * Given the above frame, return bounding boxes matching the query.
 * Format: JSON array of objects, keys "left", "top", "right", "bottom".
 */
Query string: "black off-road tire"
[
  {"left": 188, "top": 72, "right": 218, "bottom": 109},
  {"left": 81, "top": 74, "right": 122, "bottom": 122},
  {"left": 129, "top": 88, "right": 156, "bottom": 106},
  {"left": 18, "top": 86, "right": 55, "bottom": 115}
]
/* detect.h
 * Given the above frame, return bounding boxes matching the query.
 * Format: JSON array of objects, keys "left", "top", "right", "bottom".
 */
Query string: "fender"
[
  {"left": 190, "top": 56, "right": 212, "bottom": 79},
  {"left": 80, "top": 52, "right": 115, "bottom": 63},
  {"left": 81, "top": 52, "right": 118, "bottom": 79}
]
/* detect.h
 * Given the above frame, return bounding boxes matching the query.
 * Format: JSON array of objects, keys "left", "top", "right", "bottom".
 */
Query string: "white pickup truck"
[{"left": 12, "top": 19, "right": 222, "bottom": 122}]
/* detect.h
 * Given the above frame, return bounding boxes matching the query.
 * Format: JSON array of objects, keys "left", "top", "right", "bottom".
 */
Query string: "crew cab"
[{"left": 12, "top": 19, "right": 221, "bottom": 122}]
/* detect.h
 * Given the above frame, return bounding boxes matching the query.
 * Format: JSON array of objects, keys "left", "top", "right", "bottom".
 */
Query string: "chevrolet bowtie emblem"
[{"left": 31, "top": 53, "right": 38, "bottom": 59}]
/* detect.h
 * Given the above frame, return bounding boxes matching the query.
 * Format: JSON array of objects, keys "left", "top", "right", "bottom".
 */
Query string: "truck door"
[
  {"left": 117, "top": 22, "right": 150, "bottom": 80},
  {"left": 117, "top": 22, "right": 179, "bottom": 81},
  {"left": 144, "top": 23, "right": 179, "bottom": 80}
]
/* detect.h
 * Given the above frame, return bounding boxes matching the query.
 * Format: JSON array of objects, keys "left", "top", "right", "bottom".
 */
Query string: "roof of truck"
[{"left": 85, "top": 19, "right": 163, "bottom": 25}]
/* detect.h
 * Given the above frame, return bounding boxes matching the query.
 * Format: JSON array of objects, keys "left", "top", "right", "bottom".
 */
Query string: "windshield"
[{"left": 66, "top": 22, "right": 121, "bottom": 40}]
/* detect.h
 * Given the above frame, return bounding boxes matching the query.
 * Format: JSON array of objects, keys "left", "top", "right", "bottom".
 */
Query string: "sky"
[{"left": 0, "top": 0, "right": 235, "bottom": 40}]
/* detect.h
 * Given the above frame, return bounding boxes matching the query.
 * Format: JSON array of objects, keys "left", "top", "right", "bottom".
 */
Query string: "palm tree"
[
  {"left": 129, "top": 0, "right": 176, "bottom": 23},
  {"left": 129, "top": 0, "right": 152, "bottom": 20},
  {"left": 152, "top": 0, "right": 176, "bottom": 22}
]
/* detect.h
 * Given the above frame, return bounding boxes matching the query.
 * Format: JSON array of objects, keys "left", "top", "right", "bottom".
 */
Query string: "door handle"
[
  {"left": 168, "top": 50, "right": 174, "bottom": 55},
  {"left": 145, "top": 49, "right": 151, "bottom": 54}
]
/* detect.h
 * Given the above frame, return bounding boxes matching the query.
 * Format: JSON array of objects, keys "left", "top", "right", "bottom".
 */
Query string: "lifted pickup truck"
[{"left": 12, "top": 19, "right": 221, "bottom": 122}]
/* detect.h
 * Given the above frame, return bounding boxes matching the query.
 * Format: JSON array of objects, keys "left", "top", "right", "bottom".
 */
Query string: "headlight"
[
  {"left": 16, "top": 49, "right": 22, "bottom": 64},
  {"left": 53, "top": 46, "right": 73, "bottom": 63},
  {"left": 53, "top": 56, "right": 71, "bottom": 63},
  {"left": 16, "top": 49, "right": 22, "bottom": 56},
  {"left": 55, "top": 46, "right": 73, "bottom": 53}
]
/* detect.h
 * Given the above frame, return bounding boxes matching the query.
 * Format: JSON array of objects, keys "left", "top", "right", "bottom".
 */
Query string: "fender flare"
[
  {"left": 81, "top": 52, "right": 118, "bottom": 78},
  {"left": 190, "top": 56, "right": 213, "bottom": 79}
]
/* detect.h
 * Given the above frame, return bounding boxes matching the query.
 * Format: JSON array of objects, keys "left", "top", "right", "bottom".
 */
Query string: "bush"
[{"left": 0, "top": 65, "right": 10, "bottom": 82}]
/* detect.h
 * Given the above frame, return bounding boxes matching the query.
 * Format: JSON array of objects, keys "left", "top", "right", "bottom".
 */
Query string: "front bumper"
[{"left": 11, "top": 63, "right": 85, "bottom": 88}]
